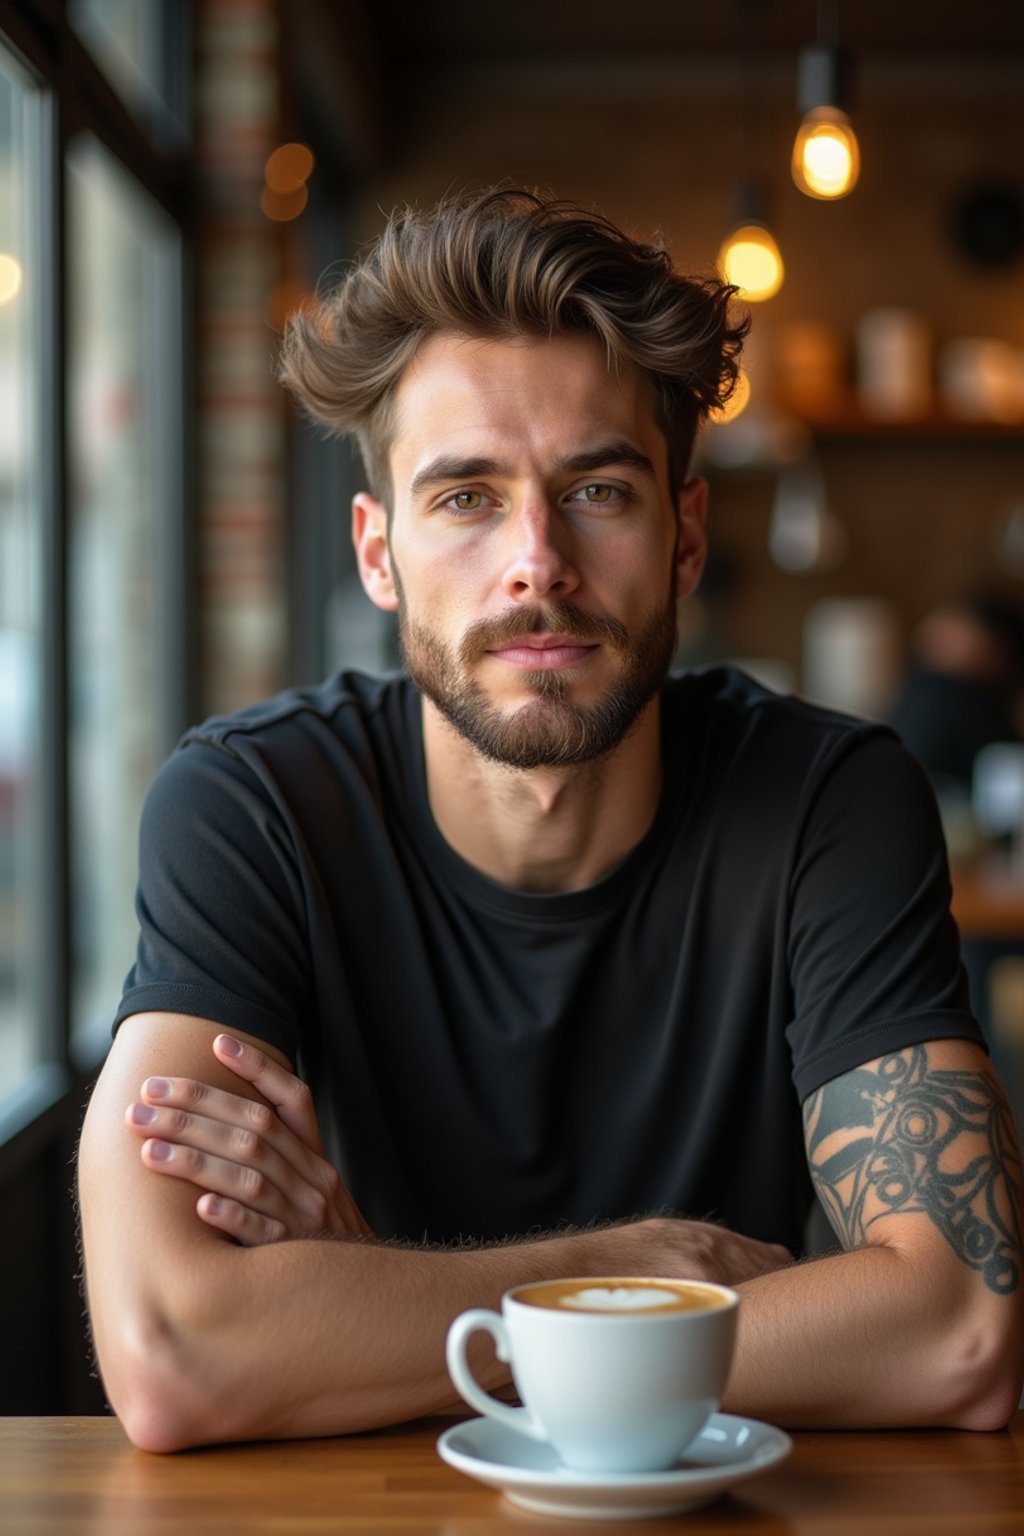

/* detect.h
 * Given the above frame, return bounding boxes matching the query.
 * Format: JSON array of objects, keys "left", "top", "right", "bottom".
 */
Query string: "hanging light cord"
[
  {"left": 818, "top": 0, "right": 840, "bottom": 49},
  {"left": 739, "top": 0, "right": 768, "bottom": 204}
]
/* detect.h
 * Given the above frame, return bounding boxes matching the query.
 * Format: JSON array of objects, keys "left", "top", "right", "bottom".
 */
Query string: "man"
[
  {"left": 888, "top": 589, "right": 1024, "bottom": 798},
  {"left": 78, "top": 189, "right": 1024, "bottom": 1453}
]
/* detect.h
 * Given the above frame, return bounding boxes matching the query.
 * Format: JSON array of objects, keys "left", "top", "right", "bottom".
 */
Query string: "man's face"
[{"left": 355, "top": 332, "right": 706, "bottom": 769}]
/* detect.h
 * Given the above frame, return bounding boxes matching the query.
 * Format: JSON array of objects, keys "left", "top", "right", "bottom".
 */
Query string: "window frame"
[{"left": 0, "top": 0, "right": 194, "bottom": 1144}]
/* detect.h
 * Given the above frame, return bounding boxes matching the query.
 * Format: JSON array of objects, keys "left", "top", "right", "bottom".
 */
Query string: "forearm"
[
  {"left": 118, "top": 1209, "right": 802, "bottom": 1450},
  {"left": 724, "top": 1235, "right": 1023, "bottom": 1430},
  {"left": 117, "top": 1228, "right": 594, "bottom": 1451}
]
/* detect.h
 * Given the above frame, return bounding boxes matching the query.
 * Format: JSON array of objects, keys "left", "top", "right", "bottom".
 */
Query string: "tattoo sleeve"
[{"left": 803, "top": 1045, "right": 1024, "bottom": 1296}]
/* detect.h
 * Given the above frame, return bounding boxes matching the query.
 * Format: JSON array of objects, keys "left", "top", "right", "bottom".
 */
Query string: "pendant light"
[
  {"left": 792, "top": 2, "right": 860, "bottom": 200},
  {"left": 719, "top": 0, "right": 784, "bottom": 302},
  {"left": 719, "top": 184, "right": 784, "bottom": 303}
]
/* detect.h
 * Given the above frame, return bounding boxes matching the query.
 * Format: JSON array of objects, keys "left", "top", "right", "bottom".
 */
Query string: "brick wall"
[{"left": 195, "top": 0, "right": 286, "bottom": 715}]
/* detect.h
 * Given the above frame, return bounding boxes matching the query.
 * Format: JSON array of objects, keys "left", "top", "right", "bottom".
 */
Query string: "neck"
[{"left": 421, "top": 696, "right": 664, "bottom": 893}]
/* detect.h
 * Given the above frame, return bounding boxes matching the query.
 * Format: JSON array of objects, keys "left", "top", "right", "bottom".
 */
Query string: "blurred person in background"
[{"left": 888, "top": 590, "right": 1024, "bottom": 800}]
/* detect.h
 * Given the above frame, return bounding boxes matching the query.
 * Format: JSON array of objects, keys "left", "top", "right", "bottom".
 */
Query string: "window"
[
  {"left": 0, "top": 3, "right": 190, "bottom": 1130},
  {"left": 0, "top": 44, "right": 43, "bottom": 1103},
  {"left": 69, "top": 0, "right": 188, "bottom": 143},
  {"left": 67, "top": 137, "right": 183, "bottom": 1065}
]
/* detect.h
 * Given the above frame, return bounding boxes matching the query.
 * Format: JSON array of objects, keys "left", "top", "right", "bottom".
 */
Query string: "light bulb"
[
  {"left": 792, "top": 106, "right": 860, "bottom": 199},
  {"left": 718, "top": 224, "right": 784, "bottom": 302}
]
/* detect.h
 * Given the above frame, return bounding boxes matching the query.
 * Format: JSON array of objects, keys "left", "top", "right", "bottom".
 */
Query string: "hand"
[
  {"left": 124, "top": 1034, "right": 374, "bottom": 1248},
  {"left": 585, "top": 1217, "right": 794, "bottom": 1287}
]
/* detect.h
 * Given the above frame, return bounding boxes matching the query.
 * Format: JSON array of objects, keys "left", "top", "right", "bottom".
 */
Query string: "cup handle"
[{"left": 445, "top": 1309, "right": 547, "bottom": 1441}]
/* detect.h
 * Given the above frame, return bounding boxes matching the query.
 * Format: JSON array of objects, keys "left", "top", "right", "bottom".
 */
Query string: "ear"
[
  {"left": 674, "top": 476, "right": 708, "bottom": 600},
  {"left": 352, "top": 493, "right": 399, "bottom": 613}
]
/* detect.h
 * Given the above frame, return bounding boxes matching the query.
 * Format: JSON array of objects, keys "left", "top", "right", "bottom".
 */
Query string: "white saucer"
[{"left": 437, "top": 1410, "right": 792, "bottom": 1520}]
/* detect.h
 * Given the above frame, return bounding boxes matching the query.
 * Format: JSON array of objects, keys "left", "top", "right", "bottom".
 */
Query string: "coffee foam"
[
  {"left": 561, "top": 1285, "right": 683, "bottom": 1311},
  {"left": 517, "top": 1278, "right": 729, "bottom": 1315}
]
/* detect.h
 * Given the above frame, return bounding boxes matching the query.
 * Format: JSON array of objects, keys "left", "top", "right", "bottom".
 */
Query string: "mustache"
[{"left": 459, "top": 603, "right": 629, "bottom": 662}]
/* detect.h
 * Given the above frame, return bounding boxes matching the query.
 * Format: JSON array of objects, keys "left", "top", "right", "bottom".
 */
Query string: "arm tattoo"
[{"left": 803, "top": 1045, "right": 1023, "bottom": 1296}]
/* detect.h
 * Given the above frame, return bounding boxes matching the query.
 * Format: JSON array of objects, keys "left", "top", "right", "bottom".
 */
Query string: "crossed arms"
[{"left": 77, "top": 1011, "right": 1024, "bottom": 1451}]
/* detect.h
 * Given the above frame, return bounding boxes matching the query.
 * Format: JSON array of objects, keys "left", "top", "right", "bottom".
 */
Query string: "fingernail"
[
  {"left": 205, "top": 1197, "right": 224, "bottom": 1216},
  {"left": 147, "top": 1141, "right": 173, "bottom": 1161},
  {"left": 217, "top": 1036, "right": 243, "bottom": 1058},
  {"left": 143, "top": 1077, "right": 171, "bottom": 1099},
  {"left": 130, "top": 1104, "right": 157, "bottom": 1125}
]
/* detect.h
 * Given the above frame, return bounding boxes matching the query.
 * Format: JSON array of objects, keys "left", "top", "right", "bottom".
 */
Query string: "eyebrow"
[
  {"left": 409, "top": 456, "right": 503, "bottom": 501},
  {"left": 555, "top": 441, "right": 657, "bottom": 479},
  {"left": 408, "top": 440, "right": 657, "bottom": 501}
]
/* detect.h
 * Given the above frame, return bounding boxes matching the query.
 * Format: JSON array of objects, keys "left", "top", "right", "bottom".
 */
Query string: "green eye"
[
  {"left": 453, "top": 491, "right": 482, "bottom": 510},
  {"left": 583, "top": 484, "right": 612, "bottom": 502}
]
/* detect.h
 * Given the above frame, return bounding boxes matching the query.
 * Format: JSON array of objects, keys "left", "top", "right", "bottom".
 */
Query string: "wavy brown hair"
[{"left": 279, "top": 187, "right": 749, "bottom": 503}]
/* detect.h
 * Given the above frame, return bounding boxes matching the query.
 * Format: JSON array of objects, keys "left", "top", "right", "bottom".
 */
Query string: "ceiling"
[
  {"left": 291, "top": 0, "right": 1024, "bottom": 182},
  {"left": 368, "top": 1, "right": 1024, "bottom": 63}
]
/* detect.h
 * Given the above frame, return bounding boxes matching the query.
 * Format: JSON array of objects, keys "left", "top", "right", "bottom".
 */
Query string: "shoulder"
[
  {"left": 182, "top": 669, "right": 413, "bottom": 755},
  {"left": 664, "top": 664, "right": 907, "bottom": 791},
  {"left": 666, "top": 663, "right": 872, "bottom": 742},
  {"left": 662, "top": 667, "right": 944, "bottom": 872},
  {"left": 144, "top": 669, "right": 419, "bottom": 834},
  {"left": 176, "top": 669, "right": 418, "bottom": 787}
]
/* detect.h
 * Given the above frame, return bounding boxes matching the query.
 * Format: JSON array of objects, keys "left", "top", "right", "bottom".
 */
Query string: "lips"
[
  {"left": 460, "top": 603, "right": 629, "bottom": 665},
  {"left": 487, "top": 635, "right": 600, "bottom": 669}
]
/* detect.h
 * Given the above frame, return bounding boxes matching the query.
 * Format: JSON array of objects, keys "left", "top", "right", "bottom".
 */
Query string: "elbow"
[
  {"left": 97, "top": 1301, "right": 225, "bottom": 1453},
  {"left": 121, "top": 1397, "right": 207, "bottom": 1456},
  {"left": 932, "top": 1308, "right": 1023, "bottom": 1432},
  {"left": 119, "top": 1376, "right": 212, "bottom": 1455},
  {"left": 945, "top": 1360, "right": 1022, "bottom": 1433}
]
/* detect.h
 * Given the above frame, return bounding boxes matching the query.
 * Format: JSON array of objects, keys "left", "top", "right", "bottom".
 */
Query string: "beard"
[{"left": 393, "top": 572, "right": 679, "bottom": 771}]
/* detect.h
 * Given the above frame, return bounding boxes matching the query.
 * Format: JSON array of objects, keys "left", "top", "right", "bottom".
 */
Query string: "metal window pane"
[
  {"left": 67, "top": 135, "right": 181, "bottom": 1066},
  {"left": 68, "top": 0, "right": 189, "bottom": 143},
  {"left": 0, "top": 46, "right": 45, "bottom": 1103}
]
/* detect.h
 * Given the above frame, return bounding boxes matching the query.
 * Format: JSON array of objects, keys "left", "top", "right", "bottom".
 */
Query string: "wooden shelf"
[
  {"left": 952, "top": 858, "right": 1024, "bottom": 941},
  {"left": 785, "top": 404, "right": 1024, "bottom": 443}
]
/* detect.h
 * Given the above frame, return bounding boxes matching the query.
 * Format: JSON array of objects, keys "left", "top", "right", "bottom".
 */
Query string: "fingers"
[
  {"left": 212, "top": 1036, "right": 324, "bottom": 1153},
  {"left": 133, "top": 1073, "right": 322, "bottom": 1189},
  {"left": 124, "top": 1088, "right": 374, "bottom": 1241},
  {"left": 136, "top": 1134, "right": 333, "bottom": 1234},
  {"left": 196, "top": 1193, "right": 287, "bottom": 1248},
  {"left": 130, "top": 1099, "right": 327, "bottom": 1219}
]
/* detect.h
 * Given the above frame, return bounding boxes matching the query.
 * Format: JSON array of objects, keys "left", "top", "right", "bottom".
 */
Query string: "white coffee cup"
[{"left": 445, "top": 1276, "right": 739, "bottom": 1473}]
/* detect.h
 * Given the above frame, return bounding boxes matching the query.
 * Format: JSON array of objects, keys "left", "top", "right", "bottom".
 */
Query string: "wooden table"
[{"left": 3, "top": 1412, "right": 1024, "bottom": 1535}]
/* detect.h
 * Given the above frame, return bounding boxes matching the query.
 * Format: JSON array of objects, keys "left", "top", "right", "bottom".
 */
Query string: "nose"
[{"left": 499, "top": 500, "right": 581, "bottom": 604}]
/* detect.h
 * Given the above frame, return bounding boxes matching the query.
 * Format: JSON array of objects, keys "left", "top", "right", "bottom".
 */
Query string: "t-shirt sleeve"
[
  {"left": 785, "top": 727, "right": 985, "bottom": 1103},
  {"left": 113, "top": 739, "right": 310, "bottom": 1062}
]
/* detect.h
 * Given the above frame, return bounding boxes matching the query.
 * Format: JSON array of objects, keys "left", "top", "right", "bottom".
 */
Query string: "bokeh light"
[
  {"left": 0, "top": 254, "right": 23, "bottom": 305},
  {"left": 792, "top": 108, "right": 860, "bottom": 200},
  {"left": 264, "top": 142, "right": 315, "bottom": 194},
  {"left": 718, "top": 225, "right": 784, "bottom": 301},
  {"left": 260, "top": 184, "right": 309, "bottom": 223}
]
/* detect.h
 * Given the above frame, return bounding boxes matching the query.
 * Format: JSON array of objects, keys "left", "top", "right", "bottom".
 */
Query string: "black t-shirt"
[{"left": 115, "top": 667, "right": 983, "bottom": 1253}]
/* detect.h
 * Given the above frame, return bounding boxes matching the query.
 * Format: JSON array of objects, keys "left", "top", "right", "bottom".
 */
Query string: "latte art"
[
  {"left": 516, "top": 1278, "right": 730, "bottom": 1315},
  {"left": 562, "top": 1285, "right": 683, "bottom": 1311}
]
